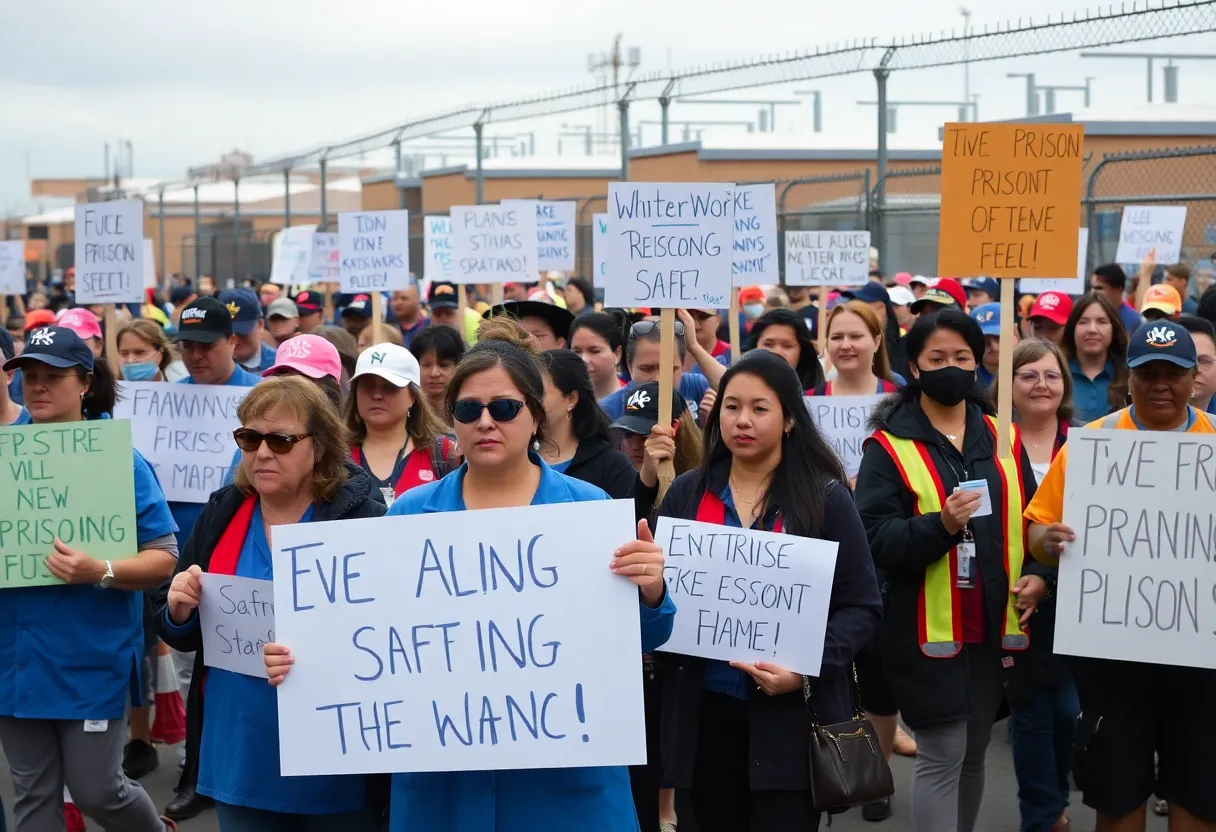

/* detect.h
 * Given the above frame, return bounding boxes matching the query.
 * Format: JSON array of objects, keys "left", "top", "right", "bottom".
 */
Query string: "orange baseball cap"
[
  {"left": 23, "top": 309, "right": 56, "bottom": 332},
  {"left": 738, "top": 286, "right": 765, "bottom": 304},
  {"left": 1141, "top": 284, "right": 1182, "bottom": 316}
]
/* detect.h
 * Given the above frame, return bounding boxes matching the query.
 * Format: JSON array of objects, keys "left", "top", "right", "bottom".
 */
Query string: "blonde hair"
[
  {"left": 826, "top": 301, "right": 893, "bottom": 382},
  {"left": 991, "top": 338, "right": 1075, "bottom": 424},
  {"left": 234, "top": 375, "right": 352, "bottom": 502},
  {"left": 116, "top": 319, "right": 176, "bottom": 375},
  {"left": 673, "top": 409, "right": 703, "bottom": 476},
  {"left": 476, "top": 315, "right": 538, "bottom": 353}
]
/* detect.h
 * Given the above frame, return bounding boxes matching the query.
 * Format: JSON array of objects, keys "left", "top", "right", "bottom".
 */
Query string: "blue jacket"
[{"left": 384, "top": 454, "right": 676, "bottom": 832}]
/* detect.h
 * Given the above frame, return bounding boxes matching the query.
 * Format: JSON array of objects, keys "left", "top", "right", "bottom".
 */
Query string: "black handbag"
[{"left": 803, "top": 666, "right": 895, "bottom": 813}]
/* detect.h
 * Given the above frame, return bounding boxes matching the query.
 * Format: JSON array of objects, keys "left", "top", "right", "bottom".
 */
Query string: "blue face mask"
[{"left": 122, "top": 362, "right": 159, "bottom": 382}]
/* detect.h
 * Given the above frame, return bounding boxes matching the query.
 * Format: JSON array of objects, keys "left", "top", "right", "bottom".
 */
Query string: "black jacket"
[
  {"left": 652, "top": 460, "right": 883, "bottom": 791},
  {"left": 854, "top": 396, "right": 1045, "bottom": 728},
  {"left": 563, "top": 437, "right": 637, "bottom": 500},
  {"left": 154, "top": 463, "right": 387, "bottom": 804}
]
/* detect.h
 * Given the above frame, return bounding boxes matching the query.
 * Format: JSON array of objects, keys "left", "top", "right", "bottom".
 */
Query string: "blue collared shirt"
[
  {"left": 1069, "top": 357, "right": 1116, "bottom": 423},
  {"left": 6, "top": 407, "right": 30, "bottom": 426}
]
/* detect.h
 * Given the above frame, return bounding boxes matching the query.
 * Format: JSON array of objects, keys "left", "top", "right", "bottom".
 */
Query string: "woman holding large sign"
[
  {"left": 854, "top": 309, "right": 1044, "bottom": 832},
  {"left": 653, "top": 349, "right": 882, "bottom": 831},
  {"left": 0, "top": 326, "right": 180, "bottom": 832}
]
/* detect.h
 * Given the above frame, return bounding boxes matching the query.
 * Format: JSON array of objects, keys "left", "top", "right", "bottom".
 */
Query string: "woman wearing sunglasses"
[
  {"left": 265, "top": 338, "right": 676, "bottom": 832},
  {"left": 158, "top": 376, "right": 386, "bottom": 830},
  {"left": 599, "top": 318, "right": 713, "bottom": 426}
]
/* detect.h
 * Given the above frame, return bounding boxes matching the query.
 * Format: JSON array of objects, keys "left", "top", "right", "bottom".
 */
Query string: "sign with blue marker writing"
[
  {"left": 0, "top": 241, "right": 25, "bottom": 295},
  {"left": 450, "top": 204, "right": 538, "bottom": 285},
  {"left": 423, "top": 215, "right": 454, "bottom": 282},
  {"left": 592, "top": 213, "right": 609, "bottom": 288},
  {"left": 732, "top": 184, "right": 778, "bottom": 285},
  {"left": 270, "top": 225, "right": 317, "bottom": 286},
  {"left": 605, "top": 182, "right": 736, "bottom": 310},
  {"left": 805, "top": 394, "right": 887, "bottom": 479},
  {"left": 309, "top": 233, "right": 340, "bottom": 283},
  {"left": 784, "top": 230, "right": 871, "bottom": 287},
  {"left": 200, "top": 573, "right": 275, "bottom": 678},
  {"left": 75, "top": 199, "right": 145, "bottom": 304},
  {"left": 654, "top": 517, "right": 838, "bottom": 675},
  {"left": 270, "top": 499, "right": 646, "bottom": 775},
  {"left": 338, "top": 210, "right": 410, "bottom": 293},
  {"left": 505, "top": 200, "right": 577, "bottom": 272}
]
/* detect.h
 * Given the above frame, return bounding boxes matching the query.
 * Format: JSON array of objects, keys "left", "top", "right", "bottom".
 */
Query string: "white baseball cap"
[{"left": 352, "top": 343, "right": 421, "bottom": 388}]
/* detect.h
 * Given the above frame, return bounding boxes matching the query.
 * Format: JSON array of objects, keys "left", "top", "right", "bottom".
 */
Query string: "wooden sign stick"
[
  {"left": 457, "top": 285, "right": 469, "bottom": 344},
  {"left": 370, "top": 292, "right": 384, "bottom": 344},
  {"left": 103, "top": 304, "right": 121, "bottom": 377},
  {"left": 727, "top": 288, "right": 741, "bottom": 366},
  {"left": 657, "top": 308, "right": 677, "bottom": 499},
  {"left": 817, "top": 286, "right": 829, "bottom": 358},
  {"left": 491, "top": 283, "right": 504, "bottom": 307},
  {"left": 996, "top": 279, "right": 1016, "bottom": 460}
]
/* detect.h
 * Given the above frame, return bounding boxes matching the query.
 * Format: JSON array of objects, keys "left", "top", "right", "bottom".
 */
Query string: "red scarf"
[
  {"left": 695, "top": 489, "right": 784, "bottom": 533},
  {"left": 209, "top": 496, "right": 257, "bottom": 576}
]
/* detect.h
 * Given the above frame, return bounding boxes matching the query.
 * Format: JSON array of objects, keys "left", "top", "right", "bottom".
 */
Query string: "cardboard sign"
[
  {"left": 1115, "top": 206, "right": 1188, "bottom": 266},
  {"left": 270, "top": 500, "right": 646, "bottom": 775},
  {"left": 784, "top": 230, "right": 871, "bottom": 286},
  {"left": 338, "top": 210, "right": 410, "bottom": 293},
  {"left": 0, "top": 241, "right": 25, "bottom": 295},
  {"left": 270, "top": 225, "right": 317, "bottom": 286},
  {"left": 505, "top": 200, "right": 577, "bottom": 272},
  {"left": 309, "top": 233, "right": 340, "bottom": 283},
  {"left": 592, "top": 213, "right": 609, "bottom": 289},
  {"left": 450, "top": 205, "right": 539, "bottom": 285},
  {"left": 604, "top": 182, "right": 735, "bottom": 309},
  {"left": 938, "top": 123, "right": 1085, "bottom": 278},
  {"left": 655, "top": 518, "right": 839, "bottom": 675},
  {"left": 1057, "top": 428, "right": 1216, "bottom": 670},
  {"left": 113, "top": 382, "right": 251, "bottom": 503},
  {"left": 805, "top": 394, "right": 887, "bottom": 478},
  {"left": 732, "top": 184, "right": 779, "bottom": 285},
  {"left": 0, "top": 420, "right": 137, "bottom": 589},
  {"left": 1021, "top": 228, "right": 1089, "bottom": 295},
  {"left": 423, "top": 216, "right": 454, "bottom": 283},
  {"left": 75, "top": 199, "right": 145, "bottom": 303},
  {"left": 200, "top": 573, "right": 275, "bottom": 678}
]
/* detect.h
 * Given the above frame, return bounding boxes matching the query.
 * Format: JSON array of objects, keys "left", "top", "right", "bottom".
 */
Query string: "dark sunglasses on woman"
[
  {"left": 233, "top": 428, "right": 311, "bottom": 454},
  {"left": 450, "top": 399, "right": 526, "bottom": 424}
]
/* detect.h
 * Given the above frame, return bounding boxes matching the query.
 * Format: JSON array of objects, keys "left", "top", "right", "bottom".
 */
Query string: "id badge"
[{"left": 956, "top": 541, "right": 976, "bottom": 589}]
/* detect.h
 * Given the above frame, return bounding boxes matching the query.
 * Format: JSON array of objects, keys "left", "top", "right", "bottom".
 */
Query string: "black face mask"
[{"left": 916, "top": 365, "right": 975, "bottom": 407}]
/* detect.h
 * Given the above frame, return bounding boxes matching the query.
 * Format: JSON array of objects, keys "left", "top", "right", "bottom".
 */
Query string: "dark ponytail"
[{"left": 82, "top": 360, "right": 118, "bottom": 418}]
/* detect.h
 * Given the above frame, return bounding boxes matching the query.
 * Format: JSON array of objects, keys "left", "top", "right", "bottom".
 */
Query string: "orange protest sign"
[{"left": 938, "top": 122, "right": 1084, "bottom": 279}]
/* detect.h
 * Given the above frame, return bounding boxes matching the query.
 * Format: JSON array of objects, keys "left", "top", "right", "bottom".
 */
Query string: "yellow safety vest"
[{"left": 871, "top": 415, "right": 1029, "bottom": 658}]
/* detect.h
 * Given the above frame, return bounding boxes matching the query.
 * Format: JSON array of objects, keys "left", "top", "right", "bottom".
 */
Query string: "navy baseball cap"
[
  {"left": 293, "top": 290, "right": 323, "bottom": 314},
  {"left": 840, "top": 282, "right": 890, "bottom": 305},
  {"left": 1126, "top": 320, "right": 1197, "bottom": 370},
  {"left": 965, "top": 277, "right": 1000, "bottom": 301},
  {"left": 174, "top": 296, "right": 234, "bottom": 343},
  {"left": 611, "top": 381, "right": 688, "bottom": 436},
  {"left": 970, "top": 303, "right": 1001, "bottom": 336},
  {"left": 428, "top": 282, "right": 460, "bottom": 310},
  {"left": 3, "top": 326, "right": 94, "bottom": 373},
  {"left": 341, "top": 294, "right": 373, "bottom": 318},
  {"left": 218, "top": 288, "right": 262, "bottom": 334}
]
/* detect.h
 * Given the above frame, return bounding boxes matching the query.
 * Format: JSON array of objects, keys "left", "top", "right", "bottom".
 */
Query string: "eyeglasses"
[
  {"left": 629, "top": 320, "right": 685, "bottom": 339},
  {"left": 233, "top": 428, "right": 311, "bottom": 454},
  {"left": 450, "top": 398, "right": 527, "bottom": 424},
  {"left": 1014, "top": 370, "right": 1064, "bottom": 386}
]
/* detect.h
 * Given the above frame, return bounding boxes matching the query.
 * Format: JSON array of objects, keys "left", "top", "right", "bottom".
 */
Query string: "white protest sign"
[
  {"left": 1057, "top": 428, "right": 1216, "bottom": 670},
  {"left": 784, "top": 230, "right": 871, "bottom": 287},
  {"left": 270, "top": 225, "right": 317, "bottom": 286},
  {"left": 271, "top": 499, "right": 646, "bottom": 776},
  {"left": 338, "top": 210, "right": 410, "bottom": 293},
  {"left": 655, "top": 518, "right": 838, "bottom": 675},
  {"left": 1021, "top": 228, "right": 1089, "bottom": 295},
  {"left": 0, "top": 241, "right": 25, "bottom": 295},
  {"left": 142, "top": 240, "right": 156, "bottom": 290},
  {"left": 1116, "top": 206, "right": 1187, "bottom": 265},
  {"left": 592, "top": 213, "right": 609, "bottom": 288},
  {"left": 605, "top": 182, "right": 735, "bottom": 310},
  {"left": 505, "top": 200, "right": 577, "bottom": 272},
  {"left": 113, "top": 381, "right": 251, "bottom": 503},
  {"left": 200, "top": 573, "right": 275, "bottom": 678},
  {"left": 423, "top": 216, "right": 454, "bottom": 282},
  {"left": 450, "top": 204, "right": 538, "bottom": 285},
  {"left": 309, "top": 233, "right": 340, "bottom": 283},
  {"left": 732, "top": 183, "right": 778, "bottom": 285},
  {"left": 75, "top": 199, "right": 144, "bottom": 303},
  {"left": 805, "top": 394, "right": 886, "bottom": 478}
]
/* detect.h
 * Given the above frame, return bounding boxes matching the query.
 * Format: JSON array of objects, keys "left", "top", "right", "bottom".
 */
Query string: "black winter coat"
[{"left": 562, "top": 437, "right": 637, "bottom": 500}]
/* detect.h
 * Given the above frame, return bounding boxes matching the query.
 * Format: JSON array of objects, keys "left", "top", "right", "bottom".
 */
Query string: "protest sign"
[
  {"left": 338, "top": 210, "right": 410, "bottom": 293},
  {"left": 270, "top": 225, "right": 317, "bottom": 286},
  {"left": 655, "top": 518, "right": 838, "bottom": 675},
  {"left": 0, "top": 420, "right": 137, "bottom": 589},
  {"left": 271, "top": 499, "right": 646, "bottom": 776},
  {"left": 805, "top": 394, "right": 886, "bottom": 478},
  {"left": 1057, "top": 428, "right": 1216, "bottom": 670},
  {"left": 0, "top": 240, "right": 25, "bottom": 295},
  {"left": 450, "top": 204, "right": 538, "bottom": 284},
  {"left": 309, "top": 233, "right": 340, "bottom": 283},
  {"left": 200, "top": 573, "right": 274, "bottom": 678},
  {"left": 732, "top": 184, "right": 778, "bottom": 285},
  {"left": 113, "top": 381, "right": 250, "bottom": 503},
  {"left": 784, "top": 230, "right": 871, "bottom": 287},
  {"left": 938, "top": 123, "right": 1085, "bottom": 279},
  {"left": 423, "top": 215, "right": 454, "bottom": 282},
  {"left": 1115, "top": 206, "right": 1188, "bottom": 266},
  {"left": 592, "top": 213, "right": 609, "bottom": 288},
  {"left": 604, "top": 182, "right": 735, "bottom": 310},
  {"left": 505, "top": 200, "right": 577, "bottom": 272},
  {"left": 75, "top": 199, "right": 145, "bottom": 303},
  {"left": 1021, "top": 228, "right": 1089, "bottom": 295}
]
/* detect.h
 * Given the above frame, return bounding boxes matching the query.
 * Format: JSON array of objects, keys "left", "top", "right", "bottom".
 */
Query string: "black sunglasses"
[
  {"left": 629, "top": 320, "right": 685, "bottom": 339},
  {"left": 450, "top": 399, "right": 527, "bottom": 425},
  {"left": 233, "top": 428, "right": 311, "bottom": 454}
]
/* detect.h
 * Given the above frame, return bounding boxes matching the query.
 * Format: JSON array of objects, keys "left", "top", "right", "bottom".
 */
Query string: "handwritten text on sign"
[
  {"left": 200, "top": 573, "right": 274, "bottom": 678},
  {"left": 1058, "top": 428, "right": 1216, "bottom": 670},
  {"left": 424, "top": 216, "right": 454, "bottom": 282},
  {"left": 450, "top": 205, "right": 539, "bottom": 285},
  {"left": 1115, "top": 206, "right": 1188, "bottom": 266},
  {"left": 309, "top": 233, "right": 340, "bottom": 283},
  {"left": 592, "top": 214, "right": 609, "bottom": 288},
  {"left": 270, "top": 500, "right": 646, "bottom": 775},
  {"left": 270, "top": 225, "right": 317, "bottom": 286},
  {"left": 806, "top": 394, "right": 887, "bottom": 478},
  {"left": 339, "top": 210, "right": 410, "bottom": 293},
  {"left": 0, "top": 420, "right": 137, "bottom": 589},
  {"left": 655, "top": 518, "right": 838, "bottom": 675},
  {"left": 0, "top": 241, "right": 25, "bottom": 295},
  {"left": 113, "top": 382, "right": 250, "bottom": 503},
  {"left": 505, "top": 200, "right": 577, "bottom": 272},
  {"left": 732, "top": 184, "right": 778, "bottom": 285},
  {"left": 938, "top": 123, "right": 1084, "bottom": 278},
  {"left": 74, "top": 199, "right": 145, "bottom": 303},
  {"left": 785, "top": 230, "right": 871, "bottom": 287}
]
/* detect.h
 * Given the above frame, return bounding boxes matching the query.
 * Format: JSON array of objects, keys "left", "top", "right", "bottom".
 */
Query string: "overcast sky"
[{"left": 3, "top": 0, "right": 1213, "bottom": 211}]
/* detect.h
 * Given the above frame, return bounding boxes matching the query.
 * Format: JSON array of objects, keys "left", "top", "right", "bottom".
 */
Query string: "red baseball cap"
[
  {"left": 23, "top": 309, "right": 56, "bottom": 332},
  {"left": 1028, "top": 291, "right": 1073, "bottom": 326},
  {"left": 933, "top": 278, "right": 968, "bottom": 310}
]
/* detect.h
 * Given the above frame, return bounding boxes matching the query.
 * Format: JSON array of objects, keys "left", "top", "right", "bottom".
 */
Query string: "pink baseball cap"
[
  {"left": 57, "top": 308, "right": 103, "bottom": 341},
  {"left": 262, "top": 334, "right": 341, "bottom": 381},
  {"left": 892, "top": 271, "right": 913, "bottom": 286}
]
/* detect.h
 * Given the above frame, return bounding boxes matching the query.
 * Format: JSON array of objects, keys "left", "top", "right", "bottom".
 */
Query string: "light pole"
[{"left": 589, "top": 36, "right": 641, "bottom": 149}]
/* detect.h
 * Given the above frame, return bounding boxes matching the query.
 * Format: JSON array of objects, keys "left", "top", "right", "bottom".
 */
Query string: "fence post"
[
  {"left": 874, "top": 62, "right": 892, "bottom": 267},
  {"left": 394, "top": 140, "right": 406, "bottom": 210},
  {"left": 618, "top": 82, "right": 637, "bottom": 181},
  {"left": 284, "top": 168, "right": 291, "bottom": 227},
  {"left": 233, "top": 177, "right": 241, "bottom": 286},
  {"left": 157, "top": 189, "right": 165, "bottom": 290},
  {"left": 474, "top": 117, "right": 486, "bottom": 205},
  {"left": 659, "top": 78, "right": 677, "bottom": 146},
  {"left": 320, "top": 158, "right": 328, "bottom": 231},
  {"left": 193, "top": 184, "right": 201, "bottom": 280}
]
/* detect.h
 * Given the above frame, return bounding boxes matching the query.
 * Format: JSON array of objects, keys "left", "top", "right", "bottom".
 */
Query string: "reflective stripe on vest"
[{"left": 871, "top": 415, "right": 1029, "bottom": 658}]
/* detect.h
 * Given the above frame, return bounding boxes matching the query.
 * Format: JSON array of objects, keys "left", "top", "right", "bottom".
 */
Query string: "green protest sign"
[{"left": 0, "top": 420, "right": 137, "bottom": 589}]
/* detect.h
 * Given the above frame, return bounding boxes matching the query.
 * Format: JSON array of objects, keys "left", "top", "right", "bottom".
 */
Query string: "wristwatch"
[{"left": 98, "top": 561, "right": 114, "bottom": 589}]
